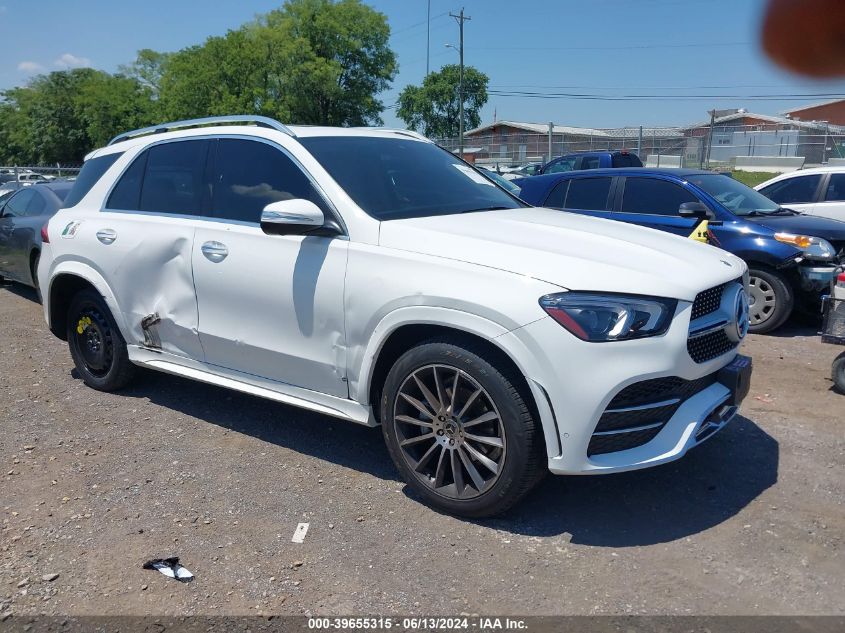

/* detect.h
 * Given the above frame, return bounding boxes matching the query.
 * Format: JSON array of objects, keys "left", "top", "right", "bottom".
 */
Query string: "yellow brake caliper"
[{"left": 76, "top": 316, "right": 93, "bottom": 335}]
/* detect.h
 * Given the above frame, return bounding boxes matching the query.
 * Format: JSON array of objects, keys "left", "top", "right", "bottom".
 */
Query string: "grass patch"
[{"left": 730, "top": 171, "right": 779, "bottom": 188}]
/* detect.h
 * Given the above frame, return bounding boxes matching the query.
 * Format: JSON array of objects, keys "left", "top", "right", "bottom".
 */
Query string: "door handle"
[
  {"left": 96, "top": 229, "right": 117, "bottom": 245},
  {"left": 201, "top": 241, "right": 228, "bottom": 262}
]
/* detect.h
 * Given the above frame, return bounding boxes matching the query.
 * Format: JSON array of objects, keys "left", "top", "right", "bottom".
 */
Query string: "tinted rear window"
[
  {"left": 759, "top": 174, "right": 821, "bottom": 204},
  {"left": 544, "top": 180, "right": 570, "bottom": 208},
  {"left": 107, "top": 150, "right": 148, "bottom": 210},
  {"left": 26, "top": 191, "right": 47, "bottom": 215},
  {"left": 564, "top": 177, "right": 612, "bottom": 210},
  {"left": 612, "top": 153, "right": 642, "bottom": 168},
  {"left": 139, "top": 140, "right": 209, "bottom": 214},
  {"left": 50, "top": 187, "right": 70, "bottom": 202},
  {"left": 62, "top": 153, "right": 122, "bottom": 208},
  {"left": 825, "top": 173, "right": 845, "bottom": 202},
  {"left": 621, "top": 177, "right": 697, "bottom": 215}
]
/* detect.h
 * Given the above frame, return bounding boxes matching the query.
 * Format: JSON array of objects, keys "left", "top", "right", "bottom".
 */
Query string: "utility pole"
[
  {"left": 450, "top": 8, "right": 471, "bottom": 158},
  {"left": 822, "top": 120, "right": 830, "bottom": 164},
  {"left": 705, "top": 108, "right": 716, "bottom": 169},
  {"left": 426, "top": 0, "right": 431, "bottom": 76}
]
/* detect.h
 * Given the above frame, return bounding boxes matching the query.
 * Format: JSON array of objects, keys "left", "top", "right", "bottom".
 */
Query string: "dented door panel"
[
  {"left": 87, "top": 212, "right": 203, "bottom": 359},
  {"left": 192, "top": 223, "right": 349, "bottom": 397}
]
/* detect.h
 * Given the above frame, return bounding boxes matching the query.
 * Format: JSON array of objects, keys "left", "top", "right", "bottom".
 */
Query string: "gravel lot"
[{"left": 0, "top": 283, "right": 842, "bottom": 617}]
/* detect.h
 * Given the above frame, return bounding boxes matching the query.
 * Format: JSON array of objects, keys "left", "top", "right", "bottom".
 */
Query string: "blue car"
[
  {"left": 539, "top": 150, "right": 642, "bottom": 175},
  {"left": 516, "top": 168, "right": 845, "bottom": 333}
]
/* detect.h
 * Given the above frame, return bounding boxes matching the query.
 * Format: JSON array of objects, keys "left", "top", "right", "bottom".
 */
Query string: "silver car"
[{"left": 0, "top": 181, "right": 72, "bottom": 293}]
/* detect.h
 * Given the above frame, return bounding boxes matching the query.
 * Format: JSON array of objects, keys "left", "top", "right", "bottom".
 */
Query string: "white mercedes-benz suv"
[{"left": 39, "top": 116, "right": 752, "bottom": 517}]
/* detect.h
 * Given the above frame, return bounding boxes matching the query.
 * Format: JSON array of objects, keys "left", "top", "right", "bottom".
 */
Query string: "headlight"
[
  {"left": 539, "top": 292, "right": 677, "bottom": 342},
  {"left": 775, "top": 233, "right": 836, "bottom": 260}
]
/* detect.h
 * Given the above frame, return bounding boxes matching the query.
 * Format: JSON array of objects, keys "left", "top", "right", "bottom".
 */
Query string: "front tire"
[
  {"left": 381, "top": 338, "right": 545, "bottom": 518},
  {"left": 67, "top": 289, "right": 136, "bottom": 391},
  {"left": 747, "top": 267, "right": 794, "bottom": 334}
]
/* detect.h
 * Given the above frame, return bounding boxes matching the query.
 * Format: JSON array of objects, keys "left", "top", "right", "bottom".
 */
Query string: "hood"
[
  {"left": 746, "top": 213, "right": 845, "bottom": 241},
  {"left": 378, "top": 208, "right": 746, "bottom": 302}
]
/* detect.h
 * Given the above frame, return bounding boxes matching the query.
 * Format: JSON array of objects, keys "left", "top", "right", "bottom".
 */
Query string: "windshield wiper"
[
  {"left": 749, "top": 207, "right": 800, "bottom": 216},
  {"left": 459, "top": 206, "right": 513, "bottom": 214}
]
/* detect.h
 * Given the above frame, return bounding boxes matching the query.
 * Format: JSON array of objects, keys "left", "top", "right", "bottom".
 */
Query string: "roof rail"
[{"left": 107, "top": 115, "right": 296, "bottom": 146}]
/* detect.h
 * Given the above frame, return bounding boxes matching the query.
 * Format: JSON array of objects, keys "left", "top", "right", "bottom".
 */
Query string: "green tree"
[
  {"left": 120, "top": 49, "right": 171, "bottom": 98},
  {"left": 74, "top": 72, "right": 158, "bottom": 148},
  {"left": 397, "top": 64, "right": 488, "bottom": 138},
  {"left": 0, "top": 87, "right": 39, "bottom": 164},
  {"left": 0, "top": 69, "right": 157, "bottom": 164},
  {"left": 263, "top": 0, "right": 397, "bottom": 125},
  {"left": 158, "top": 0, "right": 397, "bottom": 126},
  {"left": 18, "top": 70, "right": 94, "bottom": 164},
  {"left": 159, "top": 30, "right": 280, "bottom": 121},
  {"left": 0, "top": 0, "right": 398, "bottom": 164}
]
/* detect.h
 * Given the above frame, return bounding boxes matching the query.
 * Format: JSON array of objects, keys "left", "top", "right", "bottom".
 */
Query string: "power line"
[
  {"left": 391, "top": 10, "right": 449, "bottom": 36},
  {"left": 487, "top": 90, "right": 845, "bottom": 102},
  {"left": 489, "top": 83, "right": 810, "bottom": 90},
  {"left": 474, "top": 41, "right": 750, "bottom": 51}
]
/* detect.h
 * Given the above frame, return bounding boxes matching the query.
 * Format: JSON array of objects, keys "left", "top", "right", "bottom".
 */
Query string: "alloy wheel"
[{"left": 392, "top": 364, "right": 506, "bottom": 500}]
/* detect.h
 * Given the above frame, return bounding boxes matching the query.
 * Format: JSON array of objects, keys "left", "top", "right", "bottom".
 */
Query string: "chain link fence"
[
  {"left": 436, "top": 121, "right": 845, "bottom": 172},
  {"left": 0, "top": 165, "right": 82, "bottom": 181}
]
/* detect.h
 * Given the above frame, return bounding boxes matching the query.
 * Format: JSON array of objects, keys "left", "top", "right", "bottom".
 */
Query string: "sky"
[{"left": 1, "top": 0, "right": 844, "bottom": 130}]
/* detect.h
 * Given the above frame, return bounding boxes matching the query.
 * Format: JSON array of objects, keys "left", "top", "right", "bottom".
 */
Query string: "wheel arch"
[
  {"left": 357, "top": 308, "right": 555, "bottom": 458},
  {"left": 46, "top": 263, "right": 126, "bottom": 341}
]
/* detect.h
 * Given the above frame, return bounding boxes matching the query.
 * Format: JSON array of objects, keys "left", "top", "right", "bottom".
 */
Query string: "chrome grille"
[{"left": 687, "top": 278, "right": 744, "bottom": 364}]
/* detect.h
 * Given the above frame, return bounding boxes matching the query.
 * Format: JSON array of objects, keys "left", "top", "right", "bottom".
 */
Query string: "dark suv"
[{"left": 540, "top": 150, "right": 642, "bottom": 175}]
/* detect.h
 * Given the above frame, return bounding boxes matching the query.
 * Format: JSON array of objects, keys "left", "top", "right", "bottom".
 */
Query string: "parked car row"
[
  {"left": 7, "top": 125, "right": 839, "bottom": 516},
  {"left": 0, "top": 170, "right": 65, "bottom": 198}
]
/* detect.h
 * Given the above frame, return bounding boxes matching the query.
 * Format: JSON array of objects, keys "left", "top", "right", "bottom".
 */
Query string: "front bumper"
[
  {"left": 799, "top": 263, "right": 840, "bottom": 290},
  {"left": 498, "top": 301, "right": 751, "bottom": 475}
]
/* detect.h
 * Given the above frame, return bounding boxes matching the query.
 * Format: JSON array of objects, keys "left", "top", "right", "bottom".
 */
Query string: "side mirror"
[
  {"left": 260, "top": 199, "right": 324, "bottom": 236},
  {"left": 678, "top": 201, "right": 715, "bottom": 220}
]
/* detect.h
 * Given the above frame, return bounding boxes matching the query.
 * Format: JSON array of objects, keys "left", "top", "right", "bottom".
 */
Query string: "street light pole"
[
  {"left": 426, "top": 0, "right": 431, "bottom": 76},
  {"left": 450, "top": 8, "right": 471, "bottom": 158}
]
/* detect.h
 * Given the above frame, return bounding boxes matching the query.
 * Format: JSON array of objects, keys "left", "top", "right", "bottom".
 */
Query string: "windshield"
[
  {"left": 481, "top": 169, "right": 521, "bottom": 195},
  {"left": 687, "top": 174, "right": 779, "bottom": 216},
  {"left": 299, "top": 136, "right": 524, "bottom": 221}
]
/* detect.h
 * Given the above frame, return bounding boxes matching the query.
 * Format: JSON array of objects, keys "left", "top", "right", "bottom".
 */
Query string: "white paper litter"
[
  {"left": 292, "top": 522, "right": 310, "bottom": 543},
  {"left": 145, "top": 558, "right": 194, "bottom": 582}
]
